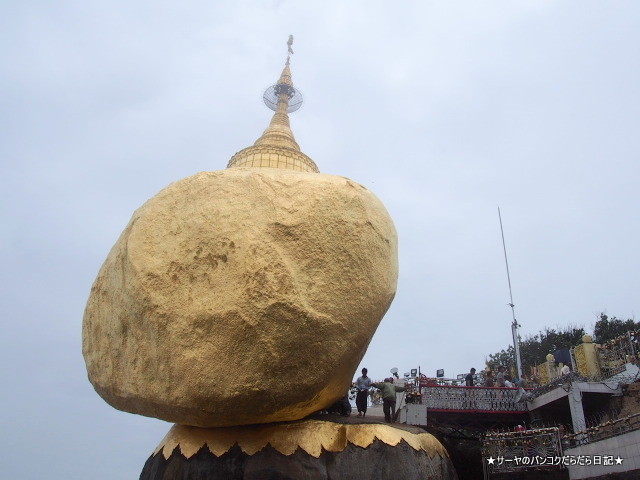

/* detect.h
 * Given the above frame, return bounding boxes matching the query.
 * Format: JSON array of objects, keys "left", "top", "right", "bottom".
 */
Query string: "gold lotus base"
[{"left": 154, "top": 419, "right": 448, "bottom": 460}]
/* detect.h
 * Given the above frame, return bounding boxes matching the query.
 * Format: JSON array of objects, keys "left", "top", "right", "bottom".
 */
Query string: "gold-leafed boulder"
[{"left": 83, "top": 167, "right": 397, "bottom": 427}]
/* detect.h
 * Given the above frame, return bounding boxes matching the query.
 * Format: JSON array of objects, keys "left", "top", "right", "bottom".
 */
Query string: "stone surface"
[
  {"left": 83, "top": 168, "right": 397, "bottom": 427},
  {"left": 140, "top": 420, "right": 456, "bottom": 480},
  {"left": 140, "top": 442, "right": 457, "bottom": 480}
]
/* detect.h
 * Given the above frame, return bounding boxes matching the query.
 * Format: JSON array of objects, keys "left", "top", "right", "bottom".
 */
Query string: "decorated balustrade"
[
  {"left": 597, "top": 331, "right": 639, "bottom": 378},
  {"left": 419, "top": 385, "right": 528, "bottom": 413},
  {"left": 481, "top": 427, "right": 564, "bottom": 478}
]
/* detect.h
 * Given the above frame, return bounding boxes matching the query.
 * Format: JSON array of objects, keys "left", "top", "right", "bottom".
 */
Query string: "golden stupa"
[{"left": 227, "top": 56, "right": 318, "bottom": 172}]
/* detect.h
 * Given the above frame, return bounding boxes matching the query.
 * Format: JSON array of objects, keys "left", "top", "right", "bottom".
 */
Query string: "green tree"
[
  {"left": 487, "top": 345, "right": 515, "bottom": 371},
  {"left": 487, "top": 325, "right": 585, "bottom": 374},
  {"left": 593, "top": 313, "right": 640, "bottom": 344}
]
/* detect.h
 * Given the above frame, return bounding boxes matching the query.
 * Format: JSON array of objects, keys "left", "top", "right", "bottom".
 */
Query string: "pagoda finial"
[
  {"left": 287, "top": 35, "right": 294, "bottom": 54},
  {"left": 226, "top": 36, "right": 318, "bottom": 173},
  {"left": 286, "top": 35, "right": 294, "bottom": 65}
]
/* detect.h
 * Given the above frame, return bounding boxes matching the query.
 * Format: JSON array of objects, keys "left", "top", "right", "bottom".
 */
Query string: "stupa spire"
[
  {"left": 253, "top": 60, "right": 300, "bottom": 151},
  {"left": 227, "top": 35, "right": 319, "bottom": 173}
]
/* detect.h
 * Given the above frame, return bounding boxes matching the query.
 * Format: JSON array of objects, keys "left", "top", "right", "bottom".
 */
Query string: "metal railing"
[
  {"left": 420, "top": 385, "right": 528, "bottom": 412},
  {"left": 565, "top": 412, "right": 640, "bottom": 448}
]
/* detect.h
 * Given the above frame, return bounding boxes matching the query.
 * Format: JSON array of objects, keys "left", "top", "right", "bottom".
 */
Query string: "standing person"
[
  {"left": 355, "top": 368, "right": 372, "bottom": 417},
  {"left": 496, "top": 366, "right": 506, "bottom": 387},
  {"left": 465, "top": 368, "right": 476, "bottom": 387},
  {"left": 371, "top": 378, "right": 405, "bottom": 423},
  {"left": 484, "top": 370, "right": 495, "bottom": 387},
  {"left": 517, "top": 373, "right": 529, "bottom": 388},
  {"left": 561, "top": 364, "right": 571, "bottom": 376},
  {"left": 465, "top": 367, "right": 477, "bottom": 409}
]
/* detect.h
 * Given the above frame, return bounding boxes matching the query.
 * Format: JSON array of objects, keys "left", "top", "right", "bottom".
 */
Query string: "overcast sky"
[{"left": 2, "top": 1, "right": 639, "bottom": 478}]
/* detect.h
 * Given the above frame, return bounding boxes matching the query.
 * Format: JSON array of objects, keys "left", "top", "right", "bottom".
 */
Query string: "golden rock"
[{"left": 83, "top": 167, "right": 398, "bottom": 427}]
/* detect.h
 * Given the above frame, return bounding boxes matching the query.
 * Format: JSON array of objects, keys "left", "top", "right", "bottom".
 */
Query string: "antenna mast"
[{"left": 498, "top": 207, "right": 523, "bottom": 379}]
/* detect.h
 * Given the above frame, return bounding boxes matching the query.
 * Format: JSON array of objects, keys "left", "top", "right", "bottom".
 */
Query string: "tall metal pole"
[{"left": 498, "top": 207, "right": 523, "bottom": 379}]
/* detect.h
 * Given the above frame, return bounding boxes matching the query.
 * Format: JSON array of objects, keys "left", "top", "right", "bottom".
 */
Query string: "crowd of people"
[
  {"left": 343, "top": 363, "right": 573, "bottom": 422},
  {"left": 464, "top": 362, "right": 572, "bottom": 389},
  {"left": 465, "top": 366, "right": 539, "bottom": 388}
]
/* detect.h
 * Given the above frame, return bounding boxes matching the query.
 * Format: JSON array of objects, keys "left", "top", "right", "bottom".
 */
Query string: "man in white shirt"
[
  {"left": 504, "top": 375, "right": 515, "bottom": 388},
  {"left": 355, "top": 368, "right": 372, "bottom": 417}
]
